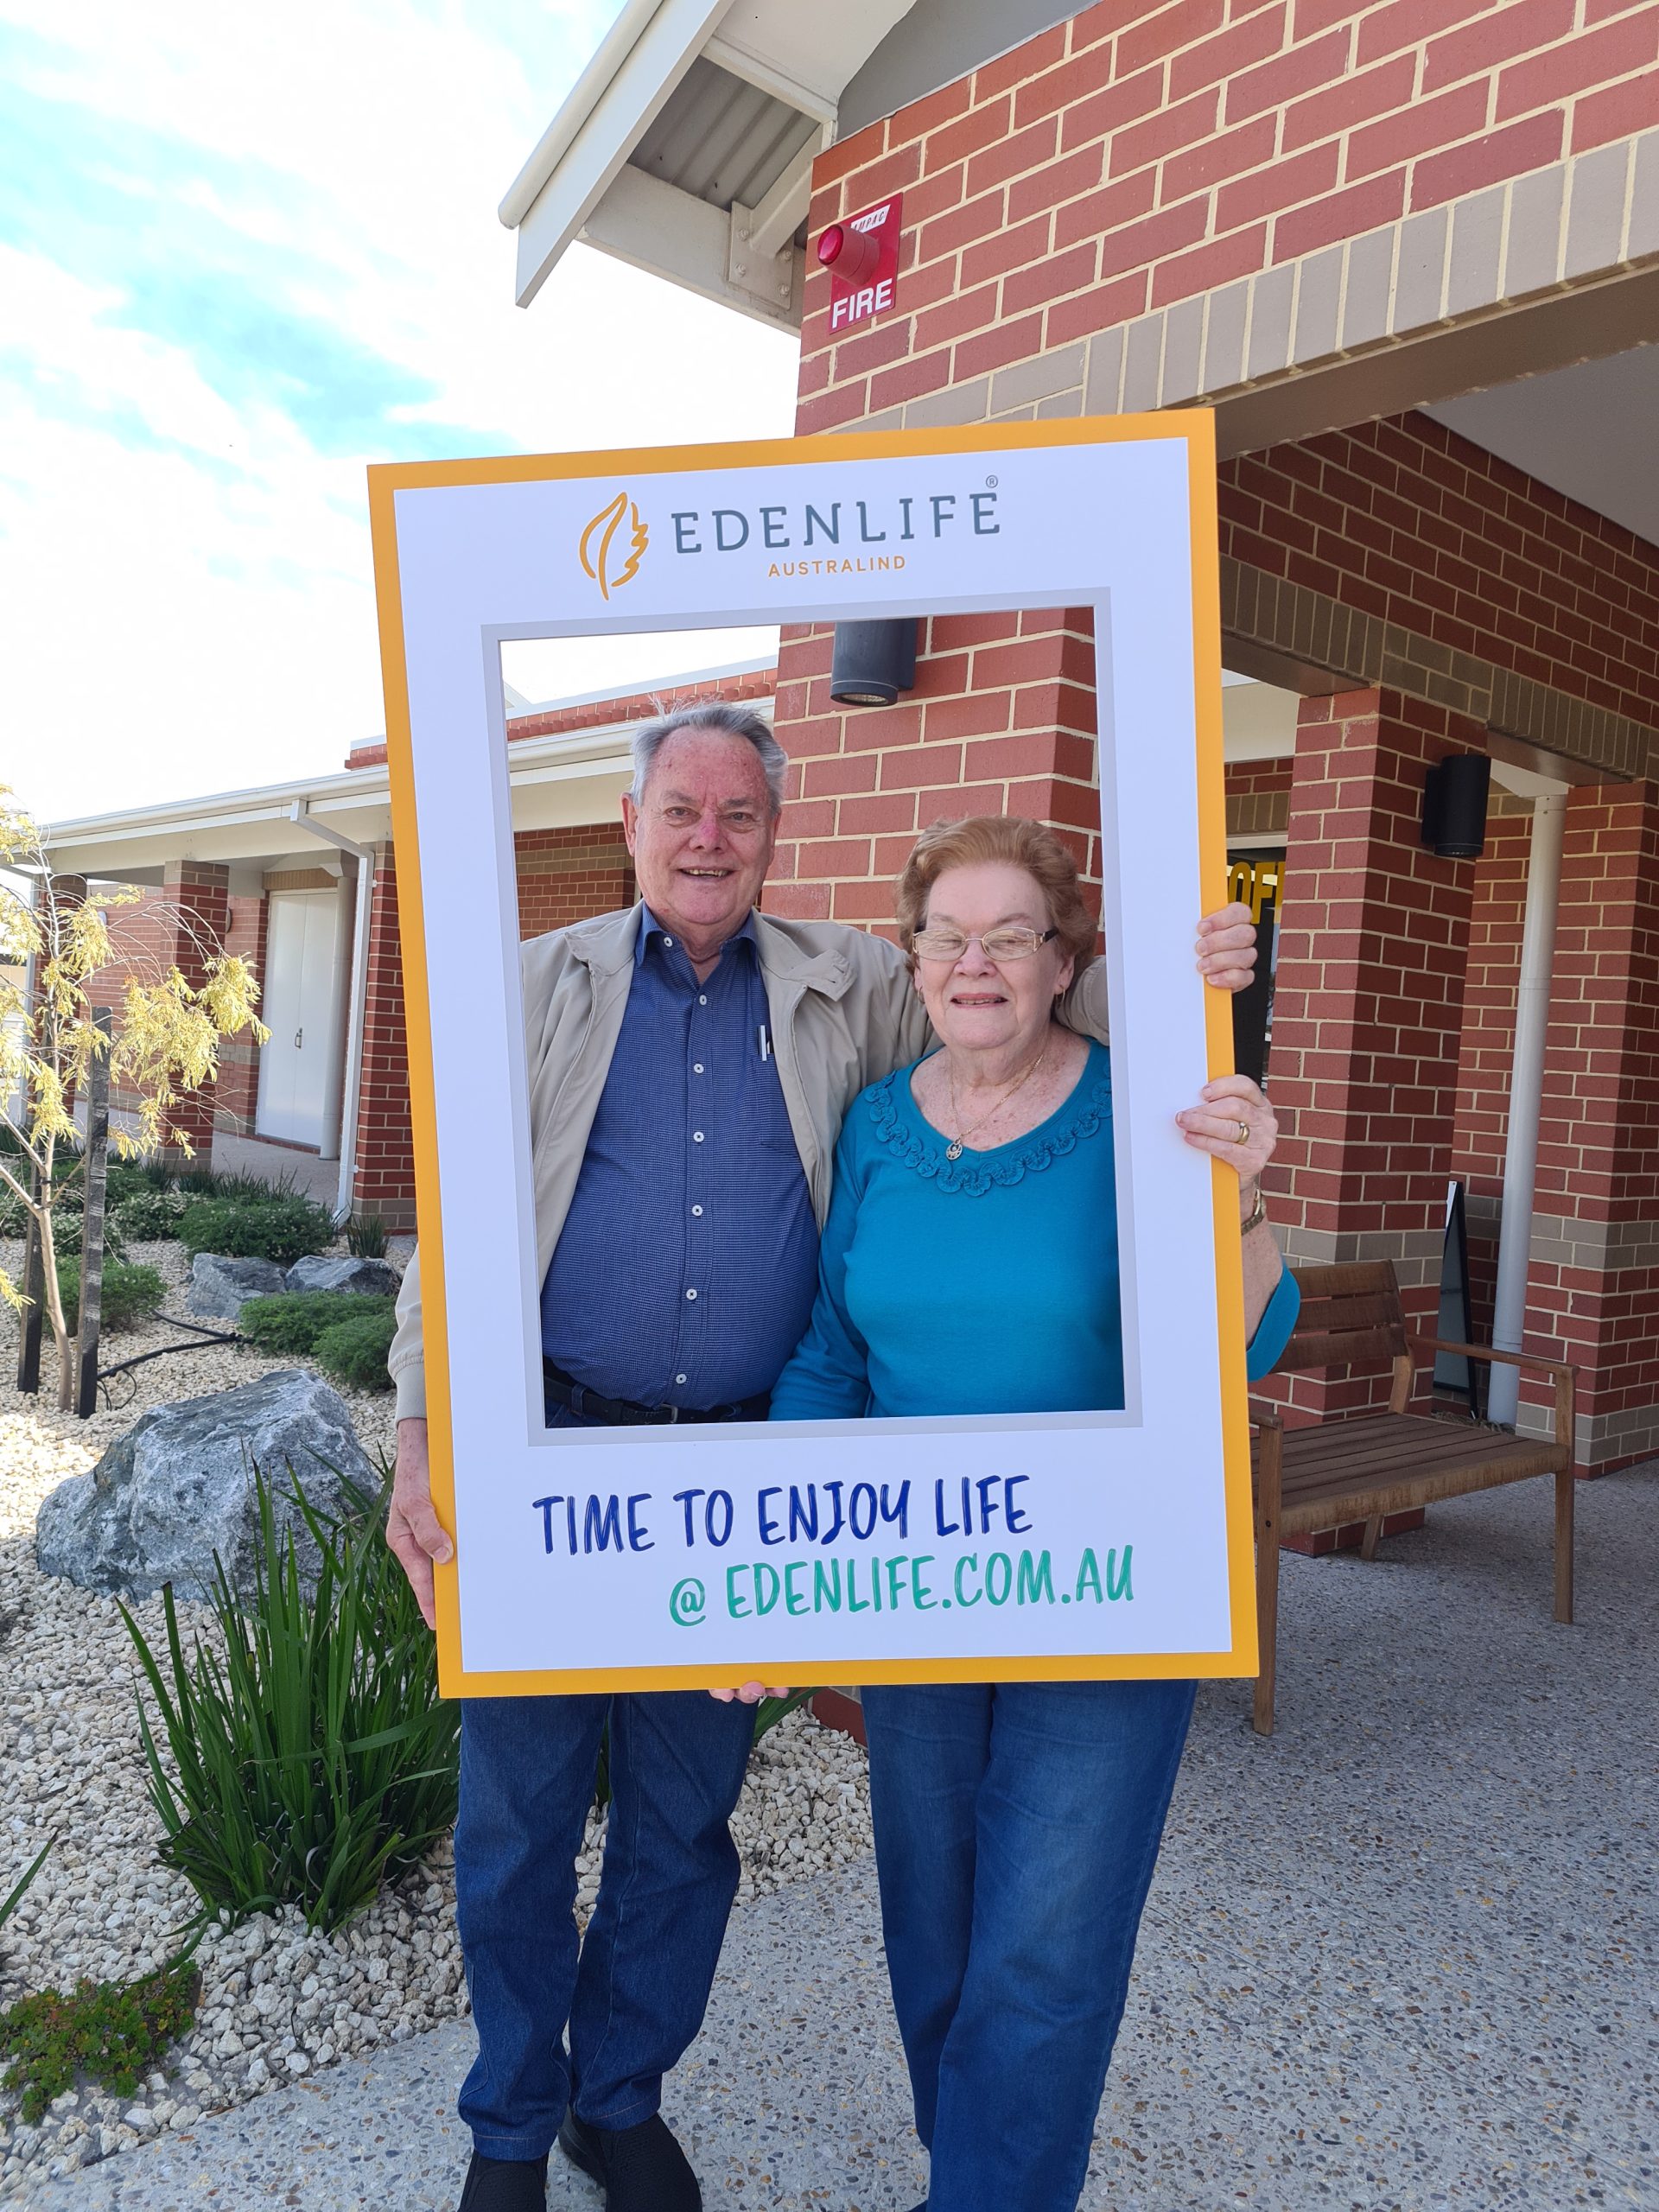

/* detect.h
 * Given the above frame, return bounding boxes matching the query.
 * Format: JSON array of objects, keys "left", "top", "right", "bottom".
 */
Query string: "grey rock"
[
  {"left": 35, "top": 1370, "right": 374, "bottom": 1601},
  {"left": 283, "top": 1255, "right": 397, "bottom": 1298},
  {"left": 188, "top": 1252, "right": 287, "bottom": 1321}
]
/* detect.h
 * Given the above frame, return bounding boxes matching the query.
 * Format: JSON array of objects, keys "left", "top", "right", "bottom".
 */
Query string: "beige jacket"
[{"left": 389, "top": 903, "right": 1110, "bottom": 1420}]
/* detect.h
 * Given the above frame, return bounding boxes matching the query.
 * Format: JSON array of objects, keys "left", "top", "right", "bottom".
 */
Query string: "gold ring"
[{"left": 1234, "top": 1119, "right": 1251, "bottom": 1146}]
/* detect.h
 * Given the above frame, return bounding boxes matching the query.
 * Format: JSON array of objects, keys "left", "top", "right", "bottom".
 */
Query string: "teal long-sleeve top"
[{"left": 768, "top": 1040, "right": 1300, "bottom": 1422}]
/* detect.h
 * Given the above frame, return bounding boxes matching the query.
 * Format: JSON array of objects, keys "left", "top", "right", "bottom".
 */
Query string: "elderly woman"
[{"left": 764, "top": 814, "right": 1298, "bottom": 2212}]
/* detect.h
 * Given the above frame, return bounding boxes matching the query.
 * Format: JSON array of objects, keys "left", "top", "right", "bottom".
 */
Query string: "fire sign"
[{"left": 818, "top": 194, "right": 903, "bottom": 334}]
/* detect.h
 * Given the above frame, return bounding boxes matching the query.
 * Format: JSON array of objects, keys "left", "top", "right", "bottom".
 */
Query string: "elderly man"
[{"left": 387, "top": 700, "right": 1258, "bottom": 2212}]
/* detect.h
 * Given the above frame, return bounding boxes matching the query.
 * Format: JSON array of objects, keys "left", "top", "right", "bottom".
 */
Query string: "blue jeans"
[
  {"left": 454, "top": 1691, "right": 756, "bottom": 2155},
  {"left": 862, "top": 1678, "right": 1197, "bottom": 2212}
]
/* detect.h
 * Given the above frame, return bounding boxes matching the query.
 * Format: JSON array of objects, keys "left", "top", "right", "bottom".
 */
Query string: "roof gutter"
[{"left": 498, "top": 0, "right": 663, "bottom": 229}]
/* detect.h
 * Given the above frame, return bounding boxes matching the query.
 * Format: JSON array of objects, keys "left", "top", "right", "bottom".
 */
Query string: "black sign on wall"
[{"left": 1228, "top": 852, "right": 1282, "bottom": 1090}]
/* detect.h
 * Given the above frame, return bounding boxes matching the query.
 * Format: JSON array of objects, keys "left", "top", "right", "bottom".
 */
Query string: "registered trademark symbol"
[{"left": 985, "top": 474, "right": 999, "bottom": 488}]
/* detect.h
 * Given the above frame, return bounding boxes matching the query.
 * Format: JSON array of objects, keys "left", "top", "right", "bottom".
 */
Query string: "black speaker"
[
  {"left": 1421, "top": 753, "right": 1491, "bottom": 858},
  {"left": 830, "top": 620, "right": 918, "bottom": 707}
]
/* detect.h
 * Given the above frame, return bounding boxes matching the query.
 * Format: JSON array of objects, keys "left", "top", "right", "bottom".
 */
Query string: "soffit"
[
  {"left": 1423, "top": 343, "right": 1659, "bottom": 555},
  {"left": 501, "top": 0, "right": 916, "bottom": 327}
]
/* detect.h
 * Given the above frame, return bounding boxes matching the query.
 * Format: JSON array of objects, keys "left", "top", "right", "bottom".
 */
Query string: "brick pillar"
[
  {"left": 1518, "top": 782, "right": 1659, "bottom": 1470},
  {"left": 1265, "top": 689, "right": 1481, "bottom": 1433},
  {"left": 768, "top": 610, "right": 1099, "bottom": 932},
  {"left": 351, "top": 844, "right": 416, "bottom": 1233},
  {"left": 161, "top": 861, "right": 231, "bottom": 1164}
]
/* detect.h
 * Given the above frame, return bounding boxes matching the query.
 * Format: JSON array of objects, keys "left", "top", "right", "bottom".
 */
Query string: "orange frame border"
[{"left": 366, "top": 412, "right": 1255, "bottom": 1700}]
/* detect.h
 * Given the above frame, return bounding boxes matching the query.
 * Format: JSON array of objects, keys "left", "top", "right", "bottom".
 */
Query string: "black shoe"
[
  {"left": 558, "top": 2111, "right": 701, "bottom": 2211},
  {"left": 457, "top": 2148, "right": 550, "bottom": 2210}
]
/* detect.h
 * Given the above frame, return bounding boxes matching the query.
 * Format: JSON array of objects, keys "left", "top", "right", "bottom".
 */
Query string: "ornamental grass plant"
[{"left": 119, "top": 1471, "right": 459, "bottom": 1935}]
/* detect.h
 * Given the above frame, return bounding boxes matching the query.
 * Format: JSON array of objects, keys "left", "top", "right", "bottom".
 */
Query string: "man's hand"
[
  {"left": 1195, "top": 901, "right": 1259, "bottom": 993},
  {"left": 388, "top": 1417, "right": 453, "bottom": 1633}
]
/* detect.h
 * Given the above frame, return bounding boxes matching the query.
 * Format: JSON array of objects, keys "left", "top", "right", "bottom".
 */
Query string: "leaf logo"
[{"left": 579, "top": 490, "right": 648, "bottom": 599}]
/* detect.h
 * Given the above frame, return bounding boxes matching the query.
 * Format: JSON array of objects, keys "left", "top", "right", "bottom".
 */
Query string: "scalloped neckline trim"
[{"left": 867, "top": 1045, "right": 1113, "bottom": 1195}]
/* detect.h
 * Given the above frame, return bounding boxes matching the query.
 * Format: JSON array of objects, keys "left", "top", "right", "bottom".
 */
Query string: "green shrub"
[
  {"left": 312, "top": 1306, "right": 397, "bottom": 1391},
  {"left": 178, "top": 1190, "right": 334, "bottom": 1268},
  {"left": 105, "top": 1157, "right": 171, "bottom": 1208},
  {"left": 120, "top": 1469, "right": 460, "bottom": 1933},
  {"left": 56, "top": 1257, "right": 166, "bottom": 1334},
  {"left": 346, "top": 1213, "right": 388, "bottom": 1259},
  {"left": 111, "top": 1186, "right": 190, "bottom": 1242},
  {"left": 0, "top": 1958, "right": 198, "bottom": 2123},
  {"left": 239, "top": 1292, "right": 395, "bottom": 1357},
  {"left": 175, "top": 1163, "right": 220, "bottom": 1198}
]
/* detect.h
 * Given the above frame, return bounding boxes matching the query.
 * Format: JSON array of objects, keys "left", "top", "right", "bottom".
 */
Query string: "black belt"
[{"left": 543, "top": 1358, "right": 769, "bottom": 1427}]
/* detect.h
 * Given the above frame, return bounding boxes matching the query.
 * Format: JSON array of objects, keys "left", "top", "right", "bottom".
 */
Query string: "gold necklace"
[{"left": 944, "top": 1041, "right": 1049, "bottom": 1161}]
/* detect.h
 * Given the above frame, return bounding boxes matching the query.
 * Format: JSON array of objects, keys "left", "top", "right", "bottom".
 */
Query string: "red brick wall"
[
  {"left": 1226, "top": 756, "right": 1292, "bottom": 804},
  {"left": 1217, "top": 416, "right": 1659, "bottom": 725},
  {"left": 514, "top": 824, "right": 634, "bottom": 939},
  {"left": 798, "top": 0, "right": 1659, "bottom": 431},
  {"left": 353, "top": 847, "right": 415, "bottom": 1231},
  {"left": 770, "top": 611, "right": 1101, "bottom": 928},
  {"left": 346, "top": 669, "right": 775, "bottom": 771},
  {"left": 76, "top": 868, "right": 234, "bottom": 1157}
]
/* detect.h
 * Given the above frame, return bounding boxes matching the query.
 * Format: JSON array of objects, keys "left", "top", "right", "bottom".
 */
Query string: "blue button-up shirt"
[{"left": 538, "top": 908, "right": 822, "bottom": 1411}]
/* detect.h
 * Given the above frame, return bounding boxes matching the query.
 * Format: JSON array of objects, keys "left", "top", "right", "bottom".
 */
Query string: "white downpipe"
[
  {"left": 1487, "top": 792, "right": 1567, "bottom": 1427},
  {"left": 288, "top": 804, "right": 375, "bottom": 1226}
]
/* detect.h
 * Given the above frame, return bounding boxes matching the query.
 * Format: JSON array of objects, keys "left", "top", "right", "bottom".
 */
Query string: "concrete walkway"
[
  {"left": 31, "top": 1468, "right": 1658, "bottom": 2210},
  {"left": 209, "top": 1132, "right": 338, "bottom": 1207}
]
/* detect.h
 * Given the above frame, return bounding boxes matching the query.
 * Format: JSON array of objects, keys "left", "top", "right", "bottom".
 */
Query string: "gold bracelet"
[{"left": 1240, "top": 1184, "right": 1268, "bottom": 1235}]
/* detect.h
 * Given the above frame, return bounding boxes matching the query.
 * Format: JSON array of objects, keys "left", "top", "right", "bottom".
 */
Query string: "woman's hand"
[
  {"left": 1175, "top": 1072, "right": 1278, "bottom": 1185},
  {"left": 1194, "top": 902, "right": 1258, "bottom": 992},
  {"left": 709, "top": 1681, "right": 791, "bottom": 1705}
]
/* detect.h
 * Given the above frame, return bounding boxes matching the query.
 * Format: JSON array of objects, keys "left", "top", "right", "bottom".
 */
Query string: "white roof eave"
[
  {"left": 502, "top": 0, "right": 916, "bottom": 324},
  {"left": 41, "top": 723, "right": 661, "bottom": 879}
]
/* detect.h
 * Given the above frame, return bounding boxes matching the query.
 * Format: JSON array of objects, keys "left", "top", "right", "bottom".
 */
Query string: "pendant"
[{"left": 945, "top": 1139, "right": 964, "bottom": 1160}]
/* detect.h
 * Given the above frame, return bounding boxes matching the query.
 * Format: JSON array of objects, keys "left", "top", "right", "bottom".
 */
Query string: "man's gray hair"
[{"left": 629, "top": 700, "right": 789, "bottom": 817}]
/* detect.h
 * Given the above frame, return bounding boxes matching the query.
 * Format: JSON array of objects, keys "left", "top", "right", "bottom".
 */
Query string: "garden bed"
[{"left": 0, "top": 1238, "right": 872, "bottom": 2196}]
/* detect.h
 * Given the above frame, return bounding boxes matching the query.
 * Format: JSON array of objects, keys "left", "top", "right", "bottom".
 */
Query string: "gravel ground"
[
  {"left": 0, "top": 1240, "right": 873, "bottom": 2199},
  {"left": 22, "top": 1468, "right": 1659, "bottom": 2212}
]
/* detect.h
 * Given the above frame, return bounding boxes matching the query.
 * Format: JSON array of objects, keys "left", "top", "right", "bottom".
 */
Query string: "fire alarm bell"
[{"left": 819, "top": 194, "right": 903, "bottom": 334}]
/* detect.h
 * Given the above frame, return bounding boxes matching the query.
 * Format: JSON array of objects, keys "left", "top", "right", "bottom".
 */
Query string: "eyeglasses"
[{"left": 911, "top": 925, "right": 1058, "bottom": 963}]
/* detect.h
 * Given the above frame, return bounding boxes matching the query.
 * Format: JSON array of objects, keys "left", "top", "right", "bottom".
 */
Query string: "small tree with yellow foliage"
[{"left": 1, "top": 790, "right": 269, "bottom": 1408}]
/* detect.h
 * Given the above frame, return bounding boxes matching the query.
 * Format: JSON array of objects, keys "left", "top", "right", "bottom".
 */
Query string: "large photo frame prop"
[{"left": 368, "top": 418, "right": 1253, "bottom": 1698}]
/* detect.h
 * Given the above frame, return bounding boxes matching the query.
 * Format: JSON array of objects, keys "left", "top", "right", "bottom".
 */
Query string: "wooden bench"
[{"left": 1249, "top": 1261, "right": 1576, "bottom": 1736}]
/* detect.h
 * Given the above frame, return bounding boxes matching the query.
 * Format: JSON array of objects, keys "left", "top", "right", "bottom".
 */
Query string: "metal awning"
[{"left": 499, "top": 0, "right": 917, "bottom": 328}]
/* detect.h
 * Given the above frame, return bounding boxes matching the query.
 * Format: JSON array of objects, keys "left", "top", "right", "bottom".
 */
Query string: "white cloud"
[{"left": 0, "top": 2, "right": 799, "bottom": 826}]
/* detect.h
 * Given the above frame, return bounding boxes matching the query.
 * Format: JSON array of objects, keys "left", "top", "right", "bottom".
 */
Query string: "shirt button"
[
  {"left": 693, "top": 1131, "right": 705, "bottom": 1142},
  {"left": 685, "top": 1287, "right": 698, "bottom": 1300},
  {"left": 693, "top": 1063, "right": 704, "bottom": 1074},
  {"left": 698, "top": 994, "right": 708, "bottom": 1005},
  {"left": 663, "top": 935, "right": 674, "bottom": 947},
  {"left": 691, "top": 1204, "right": 703, "bottom": 1217},
  {"left": 676, "top": 1373, "right": 688, "bottom": 1386}
]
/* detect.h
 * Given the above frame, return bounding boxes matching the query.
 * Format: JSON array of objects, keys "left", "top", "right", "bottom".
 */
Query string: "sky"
[{"left": 0, "top": 0, "right": 800, "bottom": 827}]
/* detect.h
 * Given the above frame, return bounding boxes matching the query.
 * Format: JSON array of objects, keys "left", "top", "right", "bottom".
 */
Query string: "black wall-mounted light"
[
  {"left": 1421, "top": 753, "right": 1491, "bottom": 858},
  {"left": 830, "top": 620, "right": 918, "bottom": 708}
]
